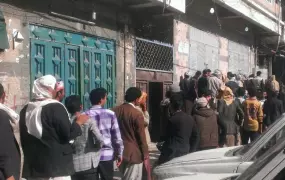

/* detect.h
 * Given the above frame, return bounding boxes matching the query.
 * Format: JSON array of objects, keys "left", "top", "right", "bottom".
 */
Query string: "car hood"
[
  {"left": 164, "top": 173, "right": 239, "bottom": 180},
  {"left": 154, "top": 146, "right": 242, "bottom": 178},
  {"left": 160, "top": 146, "right": 240, "bottom": 165}
]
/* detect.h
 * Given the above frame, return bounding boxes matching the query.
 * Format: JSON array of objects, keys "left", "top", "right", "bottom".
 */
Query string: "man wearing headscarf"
[
  {"left": 19, "top": 75, "right": 88, "bottom": 180},
  {"left": 0, "top": 83, "right": 21, "bottom": 180},
  {"left": 217, "top": 87, "right": 244, "bottom": 147},
  {"left": 265, "top": 75, "right": 280, "bottom": 94},
  {"left": 136, "top": 91, "right": 151, "bottom": 146}
]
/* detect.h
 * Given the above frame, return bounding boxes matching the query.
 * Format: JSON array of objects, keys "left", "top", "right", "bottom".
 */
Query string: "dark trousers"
[
  {"left": 72, "top": 168, "right": 98, "bottom": 180},
  {"left": 242, "top": 130, "right": 260, "bottom": 145},
  {"left": 97, "top": 160, "right": 114, "bottom": 180}
]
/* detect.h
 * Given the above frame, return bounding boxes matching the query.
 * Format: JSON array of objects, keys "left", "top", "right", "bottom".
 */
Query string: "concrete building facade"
[
  {"left": 0, "top": 0, "right": 283, "bottom": 112},
  {"left": 0, "top": 0, "right": 136, "bottom": 112},
  {"left": 173, "top": 0, "right": 284, "bottom": 82}
]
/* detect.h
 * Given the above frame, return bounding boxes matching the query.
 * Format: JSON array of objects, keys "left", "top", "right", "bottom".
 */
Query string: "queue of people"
[
  {"left": 1, "top": 70, "right": 285, "bottom": 180},
  {"left": 0, "top": 75, "right": 151, "bottom": 180},
  {"left": 157, "top": 69, "right": 285, "bottom": 165}
]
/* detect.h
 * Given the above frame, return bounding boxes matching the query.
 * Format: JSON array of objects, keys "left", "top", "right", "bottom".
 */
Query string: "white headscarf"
[
  {"left": 32, "top": 75, "right": 57, "bottom": 100},
  {"left": 0, "top": 103, "right": 19, "bottom": 124},
  {"left": 26, "top": 75, "right": 68, "bottom": 139}
]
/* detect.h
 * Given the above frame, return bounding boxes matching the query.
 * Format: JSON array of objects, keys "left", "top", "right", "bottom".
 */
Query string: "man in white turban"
[{"left": 19, "top": 75, "right": 88, "bottom": 180}]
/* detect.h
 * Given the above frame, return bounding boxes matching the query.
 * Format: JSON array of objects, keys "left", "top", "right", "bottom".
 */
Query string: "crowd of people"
[
  {"left": 157, "top": 69, "right": 285, "bottom": 165},
  {"left": 0, "top": 75, "right": 151, "bottom": 180},
  {"left": 1, "top": 69, "right": 285, "bottom": 180}
]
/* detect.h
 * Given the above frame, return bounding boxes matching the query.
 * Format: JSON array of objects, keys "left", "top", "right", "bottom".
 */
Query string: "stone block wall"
[{"left": 0, "top": 2, "right": 135, "bottom": 111}]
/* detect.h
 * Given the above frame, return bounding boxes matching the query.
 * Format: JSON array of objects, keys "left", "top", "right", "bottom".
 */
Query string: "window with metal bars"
[{"left": 135, "top": 38, "right": 173, "bottom": 72}]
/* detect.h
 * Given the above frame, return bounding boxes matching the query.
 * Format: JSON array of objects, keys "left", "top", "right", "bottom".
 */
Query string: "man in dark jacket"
[
  {"left": 0, "top": 83, "right": 21, "bottom": 180},
  {"left": 158, "top": 93, "right": 199, "bottom": 165},
  {"left": 198, "top": 69, "right": 211, "bottom": 97},
  {"left": 226, "top": 72, "right": 239, "bottom": 95},
  {"left": 190, "top": 71, "right": 202, "bottom": 97},
  {"left": 180, "top": 71, "right": 193, "bottom": 115},
  {"left": 19, "top": 75, "right": 88, "bottom": 180},
  {"left": 193, "top": 97, "right": 218, "bottom": 151},
  {"left": 263, "top": 91, "right": 284, "bottom": 129}
]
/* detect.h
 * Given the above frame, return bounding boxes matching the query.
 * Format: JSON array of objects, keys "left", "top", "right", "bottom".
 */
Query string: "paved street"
[{"left": 114, "top": 143, "right": 159, "bottom": 179}]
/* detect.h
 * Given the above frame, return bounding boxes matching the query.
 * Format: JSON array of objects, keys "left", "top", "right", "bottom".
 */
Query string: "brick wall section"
[
  {"left": 0, "top": 2, "right": 135, "bottom": 111},
  {"left": 173, "top": 20, "right": 190, "bottom": 83}
]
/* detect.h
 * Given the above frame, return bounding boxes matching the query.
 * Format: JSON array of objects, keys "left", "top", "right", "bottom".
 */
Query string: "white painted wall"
[{"left": 216, "top": 0, "right": 282, "bottom": 35}]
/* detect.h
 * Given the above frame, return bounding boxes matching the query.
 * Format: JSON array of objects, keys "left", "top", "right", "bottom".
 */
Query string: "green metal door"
[{"left": 29, "top": 25, "right": 116, "bottom": 109}]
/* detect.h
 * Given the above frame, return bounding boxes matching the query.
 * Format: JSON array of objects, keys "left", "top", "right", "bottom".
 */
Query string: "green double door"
[{"left": 30, "top": 25, "right": 116, "bottom": 109}]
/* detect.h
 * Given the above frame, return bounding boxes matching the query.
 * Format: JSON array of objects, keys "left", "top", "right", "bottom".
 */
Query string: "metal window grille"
[{"left": 135, "top": 37, "right": 173, "bottom": 72}]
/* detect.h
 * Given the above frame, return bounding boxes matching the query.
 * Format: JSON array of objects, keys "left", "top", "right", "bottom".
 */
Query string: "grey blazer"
[{"left": 71, "top": 115, "right": 104, "bottom": 172}]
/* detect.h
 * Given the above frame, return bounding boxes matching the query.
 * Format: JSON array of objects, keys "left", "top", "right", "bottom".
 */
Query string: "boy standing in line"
[
  {"left": 65, "top": 95, "right": 104, "bottom": 180},
  {"left": 242, "top": 87, "right": 263, "bottom": 145},
  {"left": 85, "top": 88, "right": 124, "bottom": 180}
]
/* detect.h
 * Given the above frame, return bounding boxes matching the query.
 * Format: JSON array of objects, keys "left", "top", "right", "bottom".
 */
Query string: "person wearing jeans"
[{"left": 242, "top": 87, "right": 264, "bottom": 145}]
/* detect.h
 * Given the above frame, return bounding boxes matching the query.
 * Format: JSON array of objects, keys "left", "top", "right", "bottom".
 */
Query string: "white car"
[
  {"left": 153, "top": 114, "right": 285, "bottom": 179},
  {"left": 163, "top": 136, "right": 285, "bottom": 180}
]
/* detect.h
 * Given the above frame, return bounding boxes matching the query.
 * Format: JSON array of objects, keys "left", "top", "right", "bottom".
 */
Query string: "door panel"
[
  {"left": 92, "top": 50, "right": 103, "bottom": 89},
  {"left": 80, "top": 47, "right": 92, "bottom": 109},
  {"left": 30, "top": 25, "right": 116, "bottom": 109},
  {"left": 49, "top": 42, "right": 65, "bottom": 81},
  {"left": 105, "top": 52, "right": 115, "bottom": 108},
  {"left": 30, "top": 39, "right": 48, "bottom": 82},
  {"left": 65, "top": 45, "right": 80, "bottom": 96}
]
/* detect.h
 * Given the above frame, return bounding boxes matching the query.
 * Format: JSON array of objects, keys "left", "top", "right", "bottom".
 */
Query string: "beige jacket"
[{"left": 136, "top": 106, "right": 151, "bottom": 145}]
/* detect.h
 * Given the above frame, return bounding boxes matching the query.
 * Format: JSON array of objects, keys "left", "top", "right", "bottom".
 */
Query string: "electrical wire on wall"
[{"left": 213, "top": 0, "right": 222, "bottom": 29}]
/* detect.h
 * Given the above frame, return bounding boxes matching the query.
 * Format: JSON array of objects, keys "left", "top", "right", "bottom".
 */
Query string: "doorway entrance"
[
  {"left": 149, "top": 82, "right": 164, "bottom": 142},
  {"left": 136, "top": 69, "right": 173, "bottom": 142}
]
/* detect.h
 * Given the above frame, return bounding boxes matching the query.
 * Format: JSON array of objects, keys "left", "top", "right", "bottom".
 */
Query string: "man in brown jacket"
[{"left": 113, "top": 87, "right": 149, "bottom": 180}]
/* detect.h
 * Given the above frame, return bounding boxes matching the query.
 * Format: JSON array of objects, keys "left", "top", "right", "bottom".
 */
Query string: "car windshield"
[
  {"left": 236, "top": 137, "right": 285, "bottom": 180},
  {"left": 235, "top": 115, "right": 285, "bottom": 156}
]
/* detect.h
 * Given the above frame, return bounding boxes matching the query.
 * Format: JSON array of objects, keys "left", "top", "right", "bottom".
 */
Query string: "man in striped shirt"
[{"left": 85, "top": 88, "right": 124, "bottom": 180}]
